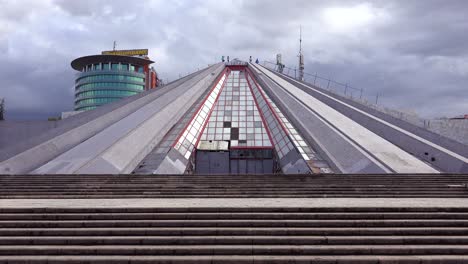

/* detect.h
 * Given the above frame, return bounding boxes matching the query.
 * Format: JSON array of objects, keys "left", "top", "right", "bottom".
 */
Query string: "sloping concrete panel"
[
  {"left": 251, "top": 63, "right": 438, "bottom": 174},
  {"left": 32, "top": 64, "right": 225, "bottom": 174}
]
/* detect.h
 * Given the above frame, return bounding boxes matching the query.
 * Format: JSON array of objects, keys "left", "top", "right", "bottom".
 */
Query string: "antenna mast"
[
  {"left": 113, "top": 41, "right": 116, "bottom": 51},
  {"left": 298, "top": 26, "right": 304, "bottom": 81},
  {"left": 299, "top": 26, "right": 302, "bottom": 54}
]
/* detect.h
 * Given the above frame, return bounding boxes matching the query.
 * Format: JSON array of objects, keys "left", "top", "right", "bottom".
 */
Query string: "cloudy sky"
[{"left": 1, "top": 0, "right": 467, "bottom": 120}]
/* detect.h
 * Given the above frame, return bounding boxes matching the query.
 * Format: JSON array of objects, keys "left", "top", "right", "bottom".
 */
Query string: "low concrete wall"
[{"left": 427, "top": 119, "right": 468, "bottom": 145}]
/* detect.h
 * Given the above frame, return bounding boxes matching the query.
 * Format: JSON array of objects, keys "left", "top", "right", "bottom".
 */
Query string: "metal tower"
[{"left": 298, "top": 26, "right": 304, "bottom": 81}]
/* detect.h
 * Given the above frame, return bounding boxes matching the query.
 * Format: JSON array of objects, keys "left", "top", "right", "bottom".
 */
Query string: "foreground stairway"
[
  {"left": 1, "top": 207, "right": 468, "bottom": 263},
  {"left": 0, "top": 174, "right": 467, "bottom": 198},
  {"left": 1, "top": 174, "right": 468, "bottom": 263}
]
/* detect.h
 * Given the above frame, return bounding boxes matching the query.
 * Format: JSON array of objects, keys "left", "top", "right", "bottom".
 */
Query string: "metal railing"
[
  {"left": 260, "top": 61, "right": 450, "bottom": 132},
  {"left": 262, "top": 61, "right": 381, "bottom": 105}
]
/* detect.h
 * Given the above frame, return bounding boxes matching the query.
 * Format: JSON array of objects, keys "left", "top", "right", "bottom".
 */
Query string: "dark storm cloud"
[{"left": 0, "top": 0, "right": 467, "bottom": 120}]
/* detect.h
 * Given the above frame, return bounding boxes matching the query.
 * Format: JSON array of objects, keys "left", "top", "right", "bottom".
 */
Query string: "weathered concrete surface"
[
  {"left": 0, "top": 120, "right": 59, "bottom": 149},
  {"left": 250, "top": 64, "right": 391, "bottom": 173},
  {"left": 2, "top": 198, "right": 468, "bottom": 208},
  {"left": 272, "top": 69, "right": 468, "bottom": 173},
  {"left": 428, "top": 119, "right": 468, "bottom": 145},
  {"left": 32, "top": 64, "right": 225, "bottom": 174},
  {"left": 252, "top": 63, "right": 438, "bottom": 174},
  {"left": 0, "top": 71, "right": 202, "bottom": 164},
  {"left": 0, "top": 64, "right": 223, "bottom": 175}
]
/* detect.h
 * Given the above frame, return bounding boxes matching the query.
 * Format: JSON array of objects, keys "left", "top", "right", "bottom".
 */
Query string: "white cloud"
[{"left": 321, "top": 4, "right": 384, "bottom": 34}]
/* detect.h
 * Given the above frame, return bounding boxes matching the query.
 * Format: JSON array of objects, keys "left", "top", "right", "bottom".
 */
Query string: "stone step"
[
  {"left": 1, "top": 255, "right": 467, "bottom": 264},
  {"left": 1, "top": 174, "right": 465, "bottom": 177},
  {"left": 0, "top": 180, "right": 466, "bottom": 185},
  {"left": 1, "top": 235, "right": 468, "bottom": 246},
  {"left": 2, "top": 212, "right": 468, "bottom": 220},
  {"left": 0, "top": 184, "right": 467, "bottom": 192},
  {"left": 1, "top": 244, "right": 468, "bottom": 255},
  {"left": 2, "top": 219, "right": 468, "bottom": 228},
  {"left": 2, "top": 227, "right": 467, "bottom": 237},
  {"left": 0, "top": 192, "right": 464, "bottom": 196},
  {"left": 1, "top": 183, "right": 464, "bottom": 188},
  {"left": 2, "top": 189, "right": 468, "bottom": 196},
  {"left": 3, "top": 195, "right": 468, "bottom": 199},
  {"left": 1, "top": 183, "right": 464, "bottom": 187},
  {"left": 0, "top": 178, "right": 466, "bottom": 183},
  {"left": 1, "top": 196, "right": 467, "bottom": 200},
  {"left": 3, "top": 207, "right": 468, "bottom": 213}
]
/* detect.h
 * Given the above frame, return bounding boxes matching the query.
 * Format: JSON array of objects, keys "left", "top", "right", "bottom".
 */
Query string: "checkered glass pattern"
[
  {"left": 200, "top": 70, "right": 272, "bottom": 148},
  {"left": 174, "top": 72, "right": 228, "bottom": 159},
  {"left": 247, "top": 73, "right": 317, "bottom": 161}
]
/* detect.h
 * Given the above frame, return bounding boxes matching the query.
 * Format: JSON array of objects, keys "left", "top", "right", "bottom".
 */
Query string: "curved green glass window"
[
  {"left": 77, "top": 74, "right": 144, "bottom": 84},
  {"left": 76, "top": 90, "right": 139, "bottom": 99},
  {"left": 76, "top": 82, "right": 144, "bottom": 91}
]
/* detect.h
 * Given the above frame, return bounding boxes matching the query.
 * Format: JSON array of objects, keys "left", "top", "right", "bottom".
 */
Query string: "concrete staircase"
[
  {"left": 0, "top": 174, "right": 467, "bottom": 198},
  {"left": 1, "top": 207, "right": 468, "bottom": 263},
  {"left": 1, "top": 174, "right": 468, "bottom": 263}
]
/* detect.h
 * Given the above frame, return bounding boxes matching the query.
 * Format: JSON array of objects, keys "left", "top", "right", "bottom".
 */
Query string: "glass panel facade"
[
  {"left": 82, "top": 63, "right": 147, "bottom": 72},
  {"left": 173, "top": 72, "right": 228, "bottom": 159},
  {"left": 246, "top": 72, "right": 330, "bottom": 173},
  {"left": 75, "top": 72, "right": 145, "bottom": 111},
  {"left": 200, "top": 70, "right": 273, "bottom": 148},
  {"left": 77, "top": 74, "right": 144, "bottom": 84},
  {"left": 76, "top": 82, "right": 144, "bottom": 92},
  {"left": 74, "top": 59, "right": 150, "bottom": 111},
  {"left": 76, "top": 90, "right": 139, "bottom": 99}
]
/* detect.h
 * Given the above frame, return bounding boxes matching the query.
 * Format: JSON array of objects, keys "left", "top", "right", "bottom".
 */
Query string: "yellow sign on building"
[{"left": 102, "top": 49, "right": 148, "bottom": 56}]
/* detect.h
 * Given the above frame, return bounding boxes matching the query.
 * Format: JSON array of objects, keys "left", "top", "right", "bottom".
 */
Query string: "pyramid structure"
[{"left": 0, "top": 61, "right": 467, "bottom": 174}]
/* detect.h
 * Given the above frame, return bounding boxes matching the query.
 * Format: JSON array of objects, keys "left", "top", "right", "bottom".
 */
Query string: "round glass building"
[{"left": 71, "top": 54, "right": 154, "bottom": 111}]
